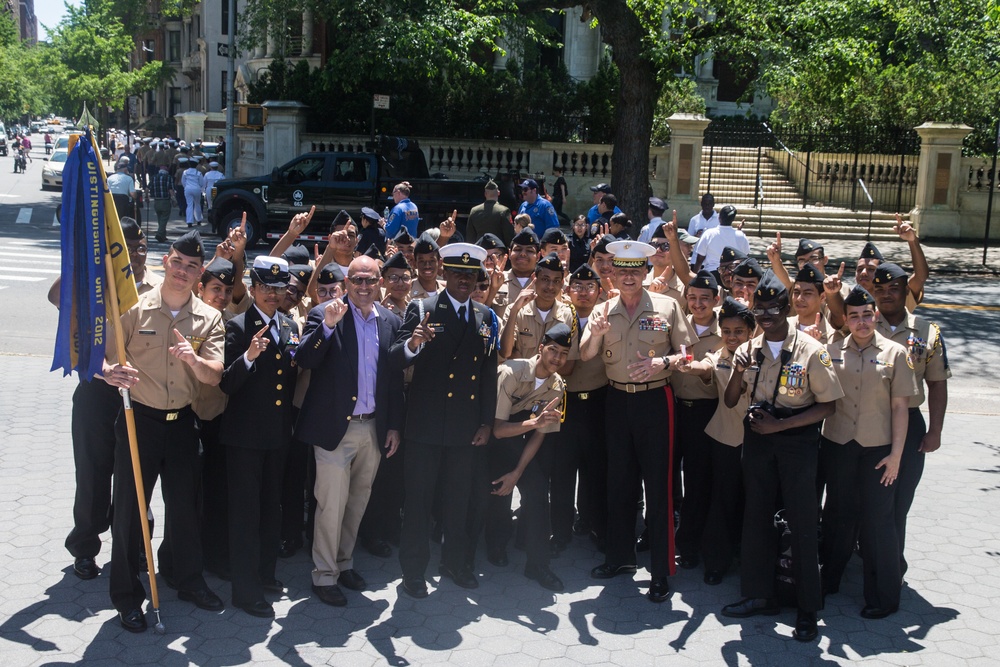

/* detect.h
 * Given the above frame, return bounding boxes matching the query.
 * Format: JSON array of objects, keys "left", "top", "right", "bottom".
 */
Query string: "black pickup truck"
[{"left": 209, "top": 137, "right": 521, "bottom": 246}]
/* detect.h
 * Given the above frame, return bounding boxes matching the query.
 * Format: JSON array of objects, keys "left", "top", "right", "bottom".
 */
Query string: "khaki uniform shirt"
[
  {"left": 410, "top": 279, "right": 444, "bottom": 300},
  {"left": 495, "top": 357, "right": 565, "bottom": 435},
  {"left": 596, "top": 290, "right": 697, "bottom": 385},
  {"left": 192, "top": 308, "right": 237, "bottom": 420},
  {"left": 822, "top": 332, "right": 918, "bottom": 447},
  {"left": 737, "top": 327, "right": 844, "bottom": 410},
  {"left": 643, "top": 269, "right": 686, "bottom": 310},
  {"left": 704, "top": 348, "right": 748, "bottom": 447},
  {"left": 491, "top": 271, "right": 532, "bottom": 317},
  {"left": 875, "top": 310, "right": 951, "bottom": 407},
  {"left": 671, "top": 313, "right": 722, "bottom": 400},
  {"left": 136, "top": 270, "right": 163, "bottom": 296},
  {"left": 788, "top": 312, "right": 843, "bottom": 344},
  {"left": 505, "top": 299, "right": 578, "bottom": 361},
  {"left": 109, "top": 285, "right": 225, "bottom": 410},
  {"left": 565, "top": 315, "right": 608, "bottom": 393}
]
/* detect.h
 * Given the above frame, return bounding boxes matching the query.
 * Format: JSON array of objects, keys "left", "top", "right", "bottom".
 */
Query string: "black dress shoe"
[
  {"left": 677, "top": 554, "right": 699, "bottom": 569},
  {"left": 793, "top": 609, "right": 818, "bottom": 641},
  {"left": 399, "top": 576, "right": 428, "bottom": 599},
  {"left": 73, "top": 557, "right": 100, "bottom": 580},
  {"left": 704, "top": 570, "right": 724, "bottom": 586},
  {"left": 438, "top": 564, "right": 478, "bottom": 589},
  {"left": 178, "top": 588, "right": 225, "bottom": 611},
  {"left": 236, "top": 599, "right": 274, "bottom": 618},
  {"left": 119, "top": 608, "right": 147, "bottom": 633},
  {"left": 860, "top": 604, "right": 898, "bottom": 619},
  {"left": 721, "top": 598, "right": 780, "bottom": 618},
  {"left": 338, "top": 569, "right": 367, "bottom": 591},
  {"left": 636, "top": 529, "right": 650, "bottom": 552},
  {"left": 261, "top": 578, "right": 285, "bottom": 594},
  {"left": 487, "top": 550, "right": 508, "bottom": 567},
  {"left": 525, "top": 564, "right": 564, "bottom": 592},
  {"left": 363, "top": 538, "right": 392, "bottom": 558},
  {"left": 311, "top": 584, "right": 347, "bottom": 607},
  {"left": 278, "top": 539, "right": 302, "bottom": 559},
  {"left": 591, "top": 563, "right": 637, "bottom": 579},
  {"left": 647, "top": 576, "right": 671, "bottom": 603}
]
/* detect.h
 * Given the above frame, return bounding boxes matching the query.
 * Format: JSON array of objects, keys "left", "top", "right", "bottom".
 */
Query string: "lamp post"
[{"left": 224, "top": 0, "right": 236, "bottom": 174}]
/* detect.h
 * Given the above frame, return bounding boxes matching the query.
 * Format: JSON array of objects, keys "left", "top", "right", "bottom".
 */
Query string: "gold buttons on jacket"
[
  {"left": 275, "top": 353, "right": 281, "bottom": 360},
  {"left": 447, "top": 392, "right": 453, "bottom": 398},
  {"left": 449, "top": 374, "right": 454, "bottom": 379},
  {"left": 470, "top": 394, "right": 475, "bottom": 400},
  {"left": 276, "top": 384, "right": 283, "bottom": 391},
  {"left": 277, "top": 369, "right": 283, "bottom": 375},
  {"left": 275, "top": 400, "right": 282, "bottom": 406},
  {"left": 471, "top": 375, "right": 476, "bottom": 381}
]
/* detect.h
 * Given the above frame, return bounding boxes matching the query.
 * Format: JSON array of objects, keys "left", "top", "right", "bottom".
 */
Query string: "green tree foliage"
[{"left": 0, "top": 14, "right": 51, "bottom": 120}]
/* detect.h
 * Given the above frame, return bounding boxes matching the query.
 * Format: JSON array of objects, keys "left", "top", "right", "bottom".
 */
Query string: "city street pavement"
[{"left": 2, "top": 159, "right": 1000, "bottom": 665}]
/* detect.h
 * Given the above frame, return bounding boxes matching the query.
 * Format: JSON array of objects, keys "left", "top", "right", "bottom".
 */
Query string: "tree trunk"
[{"left": 591, "top": 0, "right": 659, "bottom": 238}]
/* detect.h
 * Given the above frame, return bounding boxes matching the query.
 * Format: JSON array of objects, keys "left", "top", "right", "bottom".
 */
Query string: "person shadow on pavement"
[
  {"left": 567, "top": 575, "right": 688, "bottom": 646},
  {"left": 267, "top": 595, "right": 387, "bottom": 665}
]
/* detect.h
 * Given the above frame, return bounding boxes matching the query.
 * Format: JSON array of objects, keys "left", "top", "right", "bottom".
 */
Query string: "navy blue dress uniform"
[
  {"left": 392, "top": 243, "right": 498, "bottom": 596},
  {"left": 357, "top": 207, "right": 388, "bottom": 257},
  {"left": 218, "top": 256, "right": 299, "bottom": 616},
  {"left": 721, "top": 271, "right": 843, "bottom": 641}
]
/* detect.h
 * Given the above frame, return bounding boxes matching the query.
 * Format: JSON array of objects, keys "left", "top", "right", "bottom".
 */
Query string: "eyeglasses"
[
  {"left": 650, "top": 242, "right": 670, "bottom": 251},
  {"left": 285, "top": 285, "right": 306, "bottom": 298},
  {"left": 385, "top": 274, "right": 412, "bottom": 284},
  {"left": 256, "top": 284, "right": 284, "bottom": 294},
  {"left": 316, "top": 287, "right": 342, "bottom": 299},
  {"left": 750, "top": 306, "right": 784, "bottom": 316},
  {"left": 127, "top": 244, "right": 148, "bottom": 256},
  {"left": 348, "top": 276, "right": 380, "bottom": 286},
  {"left": 569, "top": 283, "right": 599, "bottom": 293}
]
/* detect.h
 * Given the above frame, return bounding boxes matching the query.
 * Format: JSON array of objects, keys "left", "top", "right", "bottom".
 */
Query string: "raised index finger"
[
  {"left": 306, "top": 204, "right": 316, "bottom": 222},
  {"left": 837, "top": 261, "right": 846, "bottom": 279},
  {"left": 173, "top": 328, "right": 187, "bottom": 344},
  {"left": 240, "top": 211, "right": 247, "bottom": 233},
  {"left": 775, "top": 231, "right": 781, "bottom": 249},
  {"left": 254, "top": 325, "right": 269, "bottom": 339},
  {"left": 603, "top": 301, "right": 610, "bottom": 317}
]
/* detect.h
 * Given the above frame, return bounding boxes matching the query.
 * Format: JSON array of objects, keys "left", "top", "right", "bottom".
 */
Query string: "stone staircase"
[{"left": 700, "top": 148, "right": 905, "bottom": 242}]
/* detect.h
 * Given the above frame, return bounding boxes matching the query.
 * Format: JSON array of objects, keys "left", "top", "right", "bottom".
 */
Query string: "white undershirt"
[
  {"left": 766, "top": 340, "right": 783, "bottom": 358},
  {"left": 534, "top": 377, "right": 546, "bottom": 390},
  {"left": 516, "top": 276, "right": 530, "bottom": 287},
  {"left": 695, "top": 323, "right": 710, "bottom": 336},
  {"left": 537, "top": 308, "right": 550, "bottom": 321},
  {"left": 169, "top": 310, "right": 180, "bottom": 318}
]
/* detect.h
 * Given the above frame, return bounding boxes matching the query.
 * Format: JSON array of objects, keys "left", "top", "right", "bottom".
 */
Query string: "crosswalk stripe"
[
  {"left": 1, "top": 257, "right": 61, "bottom": 266},
  {"left": 15, "top": 208, "right": 32, "bottom": 224},
  {"left": 0, "top": 251, "right": 60, "bottom": 260},
  {"left": 0, "top": 275, "right": 45, "bottom": 282},
  {"left": 1, "top": 267, "right": 61, "bottom": 274}
]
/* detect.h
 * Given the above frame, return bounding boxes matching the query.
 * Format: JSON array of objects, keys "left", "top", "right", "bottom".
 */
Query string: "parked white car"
[{"left": 41, "top": 150, "right": 69, "bottom": 190}]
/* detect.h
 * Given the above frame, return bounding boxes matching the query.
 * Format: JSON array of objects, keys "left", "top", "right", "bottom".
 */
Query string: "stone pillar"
[
  {"left": 262, "top": 100, "right": 308, "bottom": 172},
  {"left": 665, "top": 113, "right": 711, "bottom": 222},
  {"left": 174, "top": 111, "right": 208, "bottom": 143},
  {"left": 911, "top": 122, "right": 973, "bottom": 239},
  {"left": 302, "top": 8, "right": 314, "bottom": 55}
]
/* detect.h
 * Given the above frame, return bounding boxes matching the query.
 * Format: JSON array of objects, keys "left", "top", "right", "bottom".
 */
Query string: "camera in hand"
[{"left": 747, "top": 401, "right": 776, "bottom": 418}]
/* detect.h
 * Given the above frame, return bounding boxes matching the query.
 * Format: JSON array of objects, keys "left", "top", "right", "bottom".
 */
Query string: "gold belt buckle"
[
  {"left": 626, "top": 383, "right": 637, "bottom": 394},
  {"left": 579, "top": 392, "right": 589, "bottom": 401},
  {"left": 166, "top": 411, "right": 179, "bottom": 421}
]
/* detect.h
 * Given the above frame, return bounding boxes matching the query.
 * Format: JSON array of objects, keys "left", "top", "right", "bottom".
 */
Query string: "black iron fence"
[{"left": 703, "top": 119, "right": 773, "bottom": 207}]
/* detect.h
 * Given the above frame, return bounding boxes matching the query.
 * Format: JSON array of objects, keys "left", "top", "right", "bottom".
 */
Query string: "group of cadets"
[{"left": 58, "top": 180, "right": 949, "bottom": 643}]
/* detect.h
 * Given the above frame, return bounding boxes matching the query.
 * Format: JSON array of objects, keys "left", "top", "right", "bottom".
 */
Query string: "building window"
[
  {"left": 221, "top": 0, "right": 229, "bottom": 35},
  {"left": 220, "top": 70, "right": 229, "bottom": 109},
  {"left": 168, "top": 31, "right": 180, "bottom": 62},
  {"left": 146, "top": 90, "right": 157, "bottom": 116},
  {"left": 169, "top": 87, "right": 182, "bottom": 117}
]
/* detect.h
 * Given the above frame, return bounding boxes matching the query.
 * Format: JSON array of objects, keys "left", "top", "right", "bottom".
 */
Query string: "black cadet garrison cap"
[
  {"left": 542, "top": 322, "right": 573, "bottom": 347},
  {"left": 721, "top": 246, "right": 748, "bottom": 264},
  {"left": 363, "top": 245, "right": 384, "bottom": 262},
  {"left": 719, "top": 205, "right": 738, "bottom": 225},
  {"left": 414, "top": 231, "right": 440, "bottom": 256},
  {"left": 650, "top": 222, "right": 670, "bottom": 240},
  {"left": 361, "top": 207, "right": 381, "bottom": 224},
  {"left": 381, "top": 252, "right": 411, "bottom": 274},
  {"left": 202, "top": 257, "right": 235, "bottom": 286},
  {"left": 648, "top": 196, "right": 667, "bottom": 212},
  {"left": 689, "top": 269, "right": 719, "bottom": 293},
  {"left": 393, "top": 227, "right": 415, "bottom": 244},
  {"left": 844, "top": 284, "right": 876, "bottom": 307},
  {"left": 795, "top": 263, "right": 825, "bottom": 285},
  {"left": 536, "top": 252, "right": 564, "bottom": 274},
  {"left": 872, "top": 262, "right": 908, "bottom": 285},
  {"left": 733, "top": 257, "right": 763, "bottom": 279},
  {"left": 317, "top": 263, "right": 345, "bottom": 284},
  {"left": 859, "top": 241, "right": 884, "bottom": 261},
  {"left": 540, "top": 228, "right": 568, "bottom": 246},
  {"left": 719, "top": 295, "right": 755, "bottom": 326},
  {"left": 119, "top": 216, "right": 144, "bottom": 241},
  {"left": 511, "top": 228, "right": 540, "bottom": 248},
  {"left": 172, "top": 229, "right": 204, "bottom": 259},
  {"left": 796, "top": 238, "right": 823, "bottom": 258},
  {"left": 331, "top": 209, "right": 353, "bottom": 229},
  {"left": 592, "top": 235, "right": 614, "bottom": 255},
  {"left": 476, "top": 233, "right": 506, "bottom": 251},
  {"left": 282, "top": 244, "right": 310, "bottom": 266},
  {"left": 570, "top": 264, "right": 599, "bottom": 282},
  {"left": 754, "top": 269, "right": 788, "bottom": 300},
  {"left": 289, "top": 264, "right": 313, "bottom": 283}
]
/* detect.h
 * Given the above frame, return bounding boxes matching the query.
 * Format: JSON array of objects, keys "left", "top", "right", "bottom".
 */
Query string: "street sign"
[
  {"left": 217, "top": 43, "right": 229, "bottom": 57},
  {"left": 373, "top": 95, "right": 390, "bottom": 110}
]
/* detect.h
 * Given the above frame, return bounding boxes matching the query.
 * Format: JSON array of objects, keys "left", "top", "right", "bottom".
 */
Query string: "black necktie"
[
  {"left": 267, "top": 319, "right": 279, "bottom": 344},
  {"left": 457, "top": 305, "right": 467, "bottom": 326}
]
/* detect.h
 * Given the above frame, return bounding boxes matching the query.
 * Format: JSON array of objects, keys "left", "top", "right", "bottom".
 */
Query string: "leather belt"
[
  {"left": 567, "top": 386, "right": 608, "bottom": 401},
  {"left": 351, "top": 412, "right": 376, "bottom": 423},
  {"left": 609, "top": 379, "right": 667, "bottom": 393},
  {"left": 676, "top": 397, "right": 718, "bottom": 409},
  {"left": 131, "top": 402, "right": 193, "bottom": 422}
]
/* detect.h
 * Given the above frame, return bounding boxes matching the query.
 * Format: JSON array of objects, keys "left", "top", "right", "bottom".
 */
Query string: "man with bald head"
[{"left": 293, "top": 256, "right": 405, "bottom": 606}]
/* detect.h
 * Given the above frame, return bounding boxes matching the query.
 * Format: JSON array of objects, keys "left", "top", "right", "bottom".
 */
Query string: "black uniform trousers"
[
  {"left": 65, "top": 380, "right": 120, "bottom": 560},
  {"left": 605, "top": 386, "right": 675, "bottom": 579},
  {"left": 109, "top": 405, "right": 207, "bottom": 613},
  {"left": 280, "top": 433, "right": 314, "bottom": 545},
  {"left": 896, "top": 408, "right": 927, "bottom": 574},
  {"left": 673, "top": 398, "right": 720, "bottom": 562},
  {"left": 485, "top": 427, "right": 554, "bottom": 569},
  {"left": 700, "top": 438, "right": 744, "bottom": 573},
  {"left": 399, "top": 441, "right": 482, "bottom": 578},
  {"left": 740, "top": 422, "right": 823, "bottom": 612},
  {"left": 359, "top": 445, "right": 405, "bottom": 546},
  {"left": 550, "top": 387, "right": 608, "bottom": 545},
  {"left": 226, "top": 443, "right": 287, "bottom": 606},
  {"left": 819, "top": 438, "right": 901, "bottom": 610},
  {"left": 199, "top": 415, "right": 229, "bottom": 575}
]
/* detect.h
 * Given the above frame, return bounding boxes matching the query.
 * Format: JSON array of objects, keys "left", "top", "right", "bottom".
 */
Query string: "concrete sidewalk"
[{"left": 2, "top": 354, "right": 999, "bottom": 666}]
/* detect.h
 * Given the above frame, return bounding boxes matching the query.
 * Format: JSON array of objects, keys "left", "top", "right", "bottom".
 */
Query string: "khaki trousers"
[{"left": 311, "top": 420, "right": 381, "bottom": 586}]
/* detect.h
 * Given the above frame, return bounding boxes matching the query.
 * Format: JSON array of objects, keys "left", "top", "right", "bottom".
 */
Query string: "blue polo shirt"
[
  {"left": 586, "top": 203, "right": 622, "bottom": 224},
  {"left": 518, "top": 197, "right": 560, "bottom": 234},
  {"left": 385, "top": 198, "right": 419, "bottom": 238}
]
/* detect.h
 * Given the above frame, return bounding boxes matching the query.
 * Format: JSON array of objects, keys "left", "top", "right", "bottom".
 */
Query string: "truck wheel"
[{"left": 221, "top": 209, "right": 260, "bottom": 248}]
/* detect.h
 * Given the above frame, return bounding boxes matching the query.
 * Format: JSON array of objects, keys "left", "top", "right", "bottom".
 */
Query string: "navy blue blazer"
[{"left": 293, "top": 297, "right": 404, "bottom": 453}]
